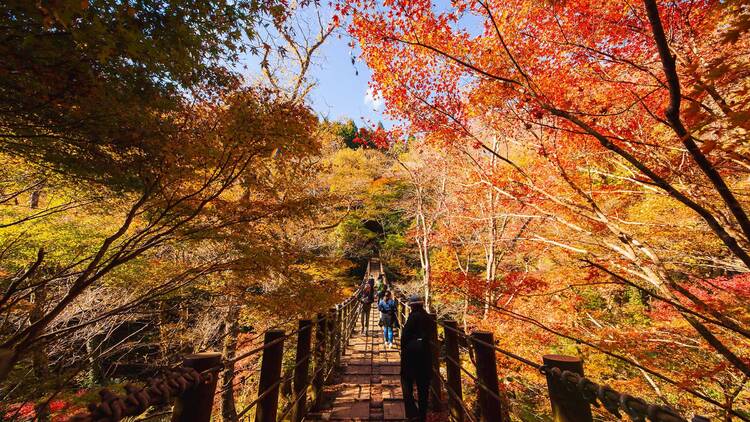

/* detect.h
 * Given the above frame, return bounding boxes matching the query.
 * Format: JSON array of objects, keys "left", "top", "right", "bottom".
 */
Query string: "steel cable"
[
  {"left": 431, "top": 366, "right": 478, "bottom": 422},
  {"left": 235, "top": 371, "right": 296, "bottom": 420}
]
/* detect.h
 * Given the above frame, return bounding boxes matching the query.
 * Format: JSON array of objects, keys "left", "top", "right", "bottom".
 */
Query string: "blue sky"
[
  {"left": 304, "top": 30, "right": 394, "bottom": 127},
  {"left": 285, "top": 2, "right": 483, "bottom": 130},
  {"left": 237, "top": 22, "right": 395, "bottom": 129},
  {"left": 236, "top": 1, "right": 483, "bottom": 129}
]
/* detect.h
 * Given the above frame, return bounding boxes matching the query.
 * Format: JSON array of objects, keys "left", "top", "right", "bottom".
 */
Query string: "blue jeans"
[{"left": 383, "top": 325, "right": 394, "bottom": 343}]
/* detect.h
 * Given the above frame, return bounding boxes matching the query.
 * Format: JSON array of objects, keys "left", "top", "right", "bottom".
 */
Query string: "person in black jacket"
[
  {"left": 400, "top": 295, "right": 432, "bottom": 422},
  {"left": 359, "top": 279, "right": 375, "bottom": 333}
]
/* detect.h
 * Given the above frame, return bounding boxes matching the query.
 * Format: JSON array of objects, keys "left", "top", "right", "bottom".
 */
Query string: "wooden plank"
[
  {"left": 330, "top": 400, "right": 371, "bottom": 420},
  {"left": 341, "top": 374, "right": 372, "bottom": 385},
  {"left": 344, "top": 364, "right": 372, "bottom": 375},
  {"left": 379, "top": 365, "right": 400, "bottom": 375},
  {"left": 383, "top": 399, "right": 406, "bottom": 420}
]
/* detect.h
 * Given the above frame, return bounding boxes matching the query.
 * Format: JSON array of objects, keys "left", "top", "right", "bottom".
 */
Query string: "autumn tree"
[{"left": 343, "top": 0, "right": 750, "bottom": 418}]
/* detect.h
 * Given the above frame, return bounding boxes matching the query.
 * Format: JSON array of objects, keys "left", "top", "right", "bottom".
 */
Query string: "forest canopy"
[{"left": 1, "top": 0, "right": 750, "bottom": 421}]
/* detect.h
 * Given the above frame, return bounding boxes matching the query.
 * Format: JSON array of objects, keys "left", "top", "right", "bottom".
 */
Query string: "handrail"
[
  {"left": 70, "top": 291, "right": 362, "bottom": 422},
  {"left": 437, "top": 318, "right": 540, "bottom": 370},
  {"left": 236, "top": 371, "right": 296, "bottom": 420},
  {"left": 69, "top": 259, "right": 725, "bottom": 422},
  {"left": 482, "top": 300, "right": 736, "bottom": 415},
  {"left": 236, "top": 297, "right": 361, "bottom": 422},
  {"left": 225, "top": 319, "right": 322, "bottom": 365},
  {"left": 393, "top": 292, "right": 719, "bottom": 422},
  {"left": 432, "top": 365, "right": 478, "bottom": 422},
  {"left": 69, "top": 366, "right": 219, "bottom": 422}
]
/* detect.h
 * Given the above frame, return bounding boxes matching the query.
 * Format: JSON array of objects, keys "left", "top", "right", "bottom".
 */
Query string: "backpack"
[
  {"left": 361, "top": 285, "right": 373, "bottom": 303},
  {"left": 377, "top": 280, "right": 386, "bottom": 293}
]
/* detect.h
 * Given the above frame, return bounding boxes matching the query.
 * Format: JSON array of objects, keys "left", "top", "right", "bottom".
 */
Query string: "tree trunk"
[
  {"left": 29, "top": 186, "right": 41, "bottom": 209},
  {"left": 483, "top": 227, "right": 495, "bottom": 320},
  {"left": 483, "top": 138, "right": 499, "bottom": 320},
  {"left": 416, "top": 192, "right": 432, "bottom": 311},
  {"left": 86, "top": 334, "right": 106, "bottom": 385},
  {"left": 422, "top": 236, "right": 431, "bottom": 312}
]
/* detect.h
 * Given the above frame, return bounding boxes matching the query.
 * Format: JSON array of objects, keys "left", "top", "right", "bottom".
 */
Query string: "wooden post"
[
  {"left": 255, "top": 330, "right": 285, "bottom": 422},
  {"left": 351, "top": 300, "right": 360, "bottom": 338},
  {"left": 444, "top": 320, "right": 463, "bottom": 422},
  {"left": 343, "top": 300, "right": 351, "bottom": 346},
  {"left": 347, "top": 299, "right": 356, "bottom": 343},
  {"left": 471, "top": 331, "right": 505, "bottom": 422},
  {"left": 292, "top": 320, "right": 313, "bottom": 422},
  {"left": 171, "top": 352, "right": 222, "bottom": 422},
  {"left": 543, "top": 355, "right": 593, "bottom": 422},
  {"left": 312, "top": 313, "right": 328, "bottom": 407},
  {"left": 334, "top": 305, "right": 342, "bottom": 367},
  {"left": 327, "top": 307, "right": 337, "bottom": 372},
  {"left": 396, "top": 300, "right": 404, "bottom": 328},
  {"left": 341, "top": 302, "right": 349, "bottom": 354},
  {"left": 428, "top": 313, "right": 442, "bottom": 411}
]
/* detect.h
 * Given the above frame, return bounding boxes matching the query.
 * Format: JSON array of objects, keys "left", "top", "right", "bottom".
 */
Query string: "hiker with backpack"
[
  {"left": 400, "top": 295, "right": 432, "bottom": 422},
  {"left": 359, "top": 279, "right": 375, "bottom": 333},
  {"left": 377, "top": 290, "right": 398, "bottom": 349},
  {"left": 368, "top": 276, "right": 376, "bottom": 295}
]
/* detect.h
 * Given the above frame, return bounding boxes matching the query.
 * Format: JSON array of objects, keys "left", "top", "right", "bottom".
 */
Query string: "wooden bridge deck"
[{"left": 308, "top": 306, "right": 407, "bottom": 421}]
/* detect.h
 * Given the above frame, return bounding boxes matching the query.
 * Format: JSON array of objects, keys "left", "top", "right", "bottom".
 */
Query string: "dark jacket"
[
  {"left": 360, "top": 284, "right": 374, "bottom": 304},
  {"left": 400, "top": 306, "right": 432, "bottom": 377}
]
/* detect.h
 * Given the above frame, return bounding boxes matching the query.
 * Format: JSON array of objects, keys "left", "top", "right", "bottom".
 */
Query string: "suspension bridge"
[{"left": 71, "top": 258, "right": 713, "bottom": 422}]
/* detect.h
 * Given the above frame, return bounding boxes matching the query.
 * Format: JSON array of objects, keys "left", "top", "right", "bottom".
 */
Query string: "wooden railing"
[
  {"left": 68, "top": 257, "right": 731, "bottom": 422},
  {"left": 393, "top": 296, "right": 718, "bottom": 422},
  {"left": 71, "top": 294, "right": 362, "bottom": 422}
]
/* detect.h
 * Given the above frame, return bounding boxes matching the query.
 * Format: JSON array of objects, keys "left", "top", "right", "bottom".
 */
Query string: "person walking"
[
  {"left": 378, "top": 290, "right": 397, "bottom": 348},
  {"left": 359, "top": 281, "right": 375, "bottom": 334},
  {"left": 400, "top": 295, "right": 432, "bottom": 422},
  {"left": 367, "top": 276, "right": 375, "bottom": 296},
  {"left": 376, "top": 275, "right": 387, "bottom": 301}
]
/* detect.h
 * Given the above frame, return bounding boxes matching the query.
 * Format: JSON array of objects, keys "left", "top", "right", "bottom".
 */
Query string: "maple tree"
[
  {"left": 342, "top": 0, "right": 750, "bottom": 419},
  {"left": 0, "top": 2, "right": 361, "bottom": 419},
  {"left": 0, "top": 0, "right": 277, "bottom": 187},
  {"left": 2, "top": 0, "right": 750, "bottom": 420}
]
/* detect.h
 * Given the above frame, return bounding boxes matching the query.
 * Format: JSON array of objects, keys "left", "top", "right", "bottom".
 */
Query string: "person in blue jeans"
[{"left": 378, "top": 290, "right": 397, "bottom": 348}]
